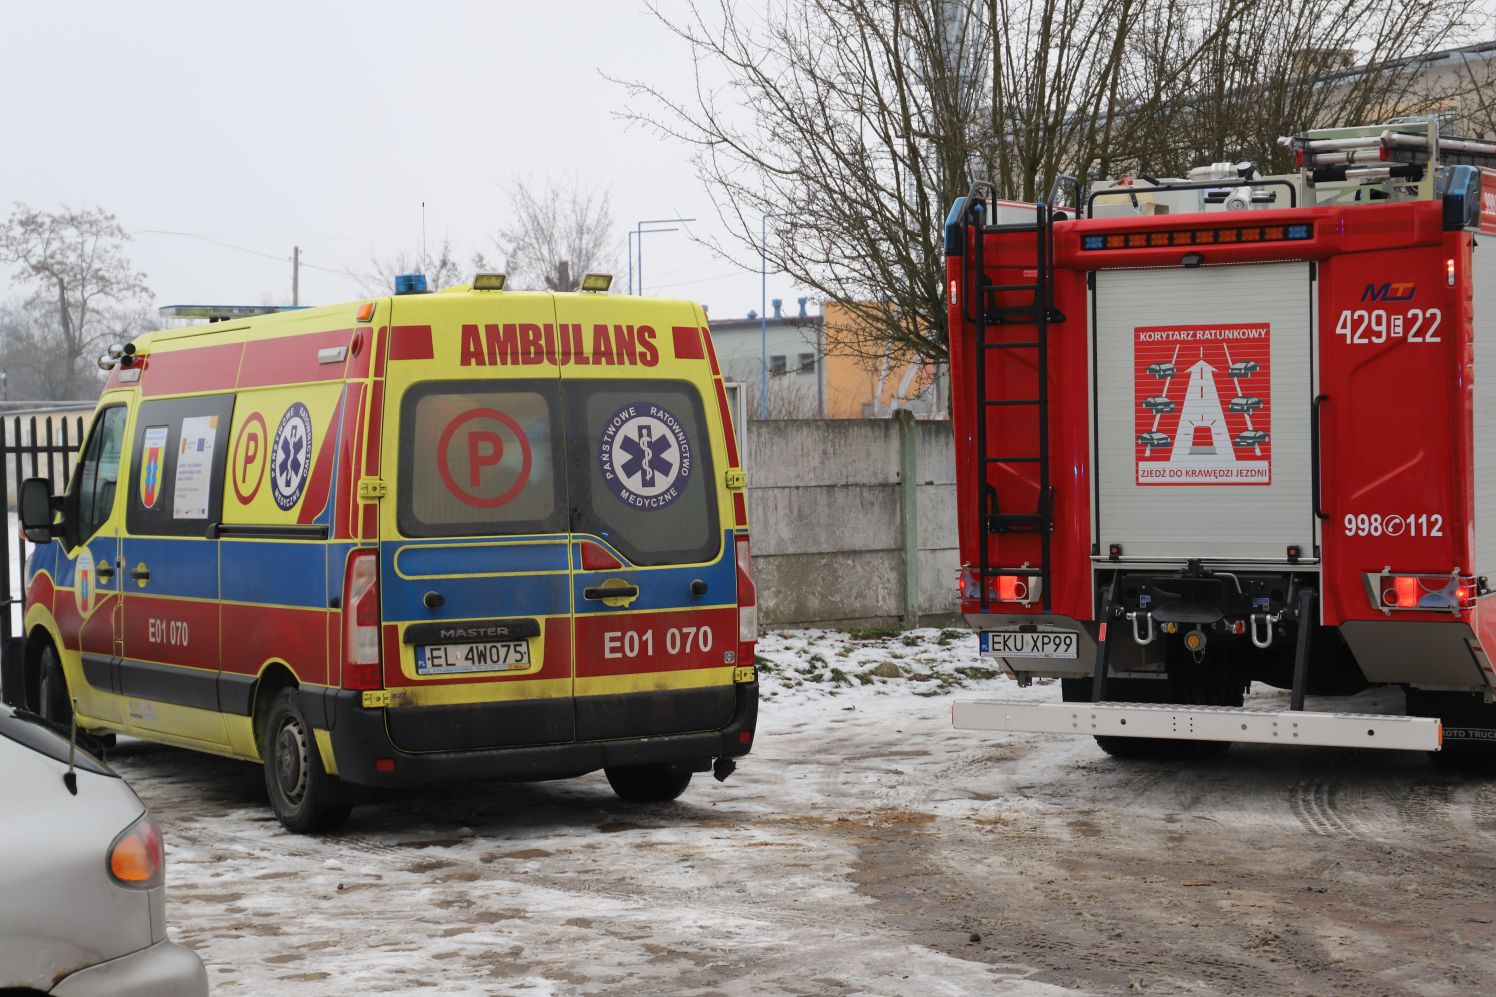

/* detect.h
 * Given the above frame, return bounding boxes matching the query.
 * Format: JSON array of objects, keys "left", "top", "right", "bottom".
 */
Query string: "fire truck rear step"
[{"left": 952, "top": 700, "right": 1442, "bottom": 752}]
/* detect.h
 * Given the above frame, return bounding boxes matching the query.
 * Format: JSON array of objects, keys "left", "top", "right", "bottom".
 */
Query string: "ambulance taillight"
[
  {"left": 342, "top": 550, "right": 382, "bottom": 690},
  {"left": 735, "top": 535, "right": 757, "bottom": 666}
]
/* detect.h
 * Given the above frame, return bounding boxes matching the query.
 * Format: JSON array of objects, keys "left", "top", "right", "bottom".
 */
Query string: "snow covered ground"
[{"left": 106, "top": 628, "right": 1496, "bottom": 995}]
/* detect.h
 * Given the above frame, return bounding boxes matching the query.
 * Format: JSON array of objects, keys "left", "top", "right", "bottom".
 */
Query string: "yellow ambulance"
[{"left": 17, "top": 273, "right": 758, "bottom": 832}]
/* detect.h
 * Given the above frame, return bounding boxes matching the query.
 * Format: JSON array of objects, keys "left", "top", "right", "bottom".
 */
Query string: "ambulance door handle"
[
  {"left": 95, "top": 560, "right": 114, "bottom": 582},
  {"left": 1311, "top": 393, "right": 1328, "bottom": 520},
  {"left": 130, "top": 564, "right": 150, "bottom": 583},
  {"left": 583, "top": 584, "right": 639, "bottom": 601}
]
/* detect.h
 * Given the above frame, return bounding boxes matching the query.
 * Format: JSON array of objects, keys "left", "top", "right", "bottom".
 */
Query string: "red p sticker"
[{"left": 437, "top": 408, "right": 533, "bottom": 508}]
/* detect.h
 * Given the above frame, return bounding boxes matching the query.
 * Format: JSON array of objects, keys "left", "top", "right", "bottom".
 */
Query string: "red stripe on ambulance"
[{"left": 574, "top": 607, "right": 736, "bottom": 678}]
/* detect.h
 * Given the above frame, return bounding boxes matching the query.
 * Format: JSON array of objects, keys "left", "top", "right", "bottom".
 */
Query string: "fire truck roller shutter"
[{"left": 1093, "top": 263, "right": 1315, "bottom": 561}]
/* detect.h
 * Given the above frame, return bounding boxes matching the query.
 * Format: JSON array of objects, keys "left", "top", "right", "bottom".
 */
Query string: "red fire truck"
[{"left": 947, "top": 120, "right": 1496, "bottom": 760}]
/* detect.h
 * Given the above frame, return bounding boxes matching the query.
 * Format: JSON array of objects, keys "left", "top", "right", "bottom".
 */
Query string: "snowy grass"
[{"left": 755, "top": 626, "right": 1051, "bottom": 703}]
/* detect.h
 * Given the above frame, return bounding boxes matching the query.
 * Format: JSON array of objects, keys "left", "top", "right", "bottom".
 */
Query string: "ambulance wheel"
[
  {"left": 37, "top": 646, "right": 72, "bottom": 729},
  {"left": 605, "top": 764, "right": 693, "bottom": 803},
  {"left": 263, "top": 688, "right": 352, "bottom": 833}
]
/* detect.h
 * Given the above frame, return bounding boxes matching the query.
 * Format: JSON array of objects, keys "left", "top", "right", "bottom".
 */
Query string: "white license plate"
[
  {"left": 980, "top": 630, "right": 1078, "bottom": 659},
  {"left": 416, "top": 640, "right": 531, "bottom": 675}
]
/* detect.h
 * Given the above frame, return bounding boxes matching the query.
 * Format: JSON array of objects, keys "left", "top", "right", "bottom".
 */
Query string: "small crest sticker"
[
  {"left": 75, "top": 547, "right": 95, "bottom": 617},
  {"left": 139, "top": 425, "right": 169, "bottom": 509}
]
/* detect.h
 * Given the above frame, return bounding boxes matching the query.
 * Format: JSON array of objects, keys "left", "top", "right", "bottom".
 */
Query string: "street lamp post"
[
  {"left": 630, "top": 216, "right": 695, "bottom": 295},
  {"left": 760, "top": 211, "right": 799, "bottom": 419}
]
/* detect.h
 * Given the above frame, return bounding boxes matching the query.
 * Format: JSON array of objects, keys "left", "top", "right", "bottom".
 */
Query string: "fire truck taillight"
[
  {"left": 1448, "top": 258, "right": 1456, "bottom": 286},
  {"left": 343, "top": 549, "right": 382, "bottom": 690},
  {"left": 957, "top": 568, "right": 1040, "bottom": 605},
  {"left": 1367, "top": 571, "right": 1476, "bottom": 613}
]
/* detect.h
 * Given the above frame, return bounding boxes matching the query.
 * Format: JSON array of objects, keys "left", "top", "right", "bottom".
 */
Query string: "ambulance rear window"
[
  {"left": 397, "top": 381, "right": 566, "bottom": 538},
  {"left": 567, "top": 381, "right": 719, "bottom": 566}
]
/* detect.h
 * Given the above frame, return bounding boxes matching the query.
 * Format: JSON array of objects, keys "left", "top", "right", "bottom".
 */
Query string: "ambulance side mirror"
[{"left": 19, "top": 477, "right": 60, "bottom": 543}]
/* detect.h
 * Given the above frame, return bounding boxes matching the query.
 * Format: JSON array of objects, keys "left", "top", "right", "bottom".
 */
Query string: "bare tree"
[
  {"left": 621, "top": 0, "right": 1479, "bottom": 365},
  {"left": 1115, "top": 0, "right": 1479, "bottom": 179},
  {"left": 358, "top": 238, "right": 484, "bottom": 297},
  {"left": 0, "top": 205, "right": 150, "bottom": 400},
  {"left": 496, "top": 176, "right": 621, "bottom": 291}
]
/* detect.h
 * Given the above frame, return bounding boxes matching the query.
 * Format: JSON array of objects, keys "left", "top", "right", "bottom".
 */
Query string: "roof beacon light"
[
  {"left": 580, "top": 273, "right": 613, "bottom": 293},
  {"left": 394, "top": 273, "right": 429, "bottom": 295},
  {"left": 473, "top": 272, "right": 507, "bottom": 291}
]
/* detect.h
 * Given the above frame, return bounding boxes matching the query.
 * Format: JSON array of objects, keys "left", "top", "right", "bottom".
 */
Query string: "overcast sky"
[{"left": 1, "top": 1, "right": 792, "bottom": 320}]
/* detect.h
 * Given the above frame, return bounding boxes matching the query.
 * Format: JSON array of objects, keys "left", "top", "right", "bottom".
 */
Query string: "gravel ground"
[{"left": 108, "top": 628, "right": 1496, "bottom": 995}]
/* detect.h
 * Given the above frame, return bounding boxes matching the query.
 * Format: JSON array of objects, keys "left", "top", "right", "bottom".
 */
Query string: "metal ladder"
[{"left": 960, "top": 186, "right": 1065, "bottom": 612}]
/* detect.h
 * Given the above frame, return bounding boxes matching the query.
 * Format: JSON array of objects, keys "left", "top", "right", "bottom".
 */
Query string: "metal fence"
[{"left": 1, "top": 413, "right": 88, "bottom": 705}]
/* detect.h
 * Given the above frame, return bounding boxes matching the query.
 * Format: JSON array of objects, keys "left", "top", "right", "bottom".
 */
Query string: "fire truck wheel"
[
  {"left": 604, "top": 764, "right": 693, "bottom": 803},
  {"left": 1407, "top": 689, "right": 1496, "bottom": 773},
  {"left": 263, "top": 688, "right": 353, "bottom": 833},
  {"left": 37, "top": 645, "right": 72, "bottom": 729}
]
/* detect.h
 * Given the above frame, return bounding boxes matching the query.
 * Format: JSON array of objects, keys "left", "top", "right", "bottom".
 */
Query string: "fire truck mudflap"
[{"left": 946, "top": 120, "right": 1496, "bottom": 760}]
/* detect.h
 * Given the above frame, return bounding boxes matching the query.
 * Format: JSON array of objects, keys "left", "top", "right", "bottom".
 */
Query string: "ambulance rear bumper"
[
  {"left": 326, "top": 682, "right": 758, "bottom": 787},
  {"left": 953, "top": 699, "right": 1443, "bottom": 751}
]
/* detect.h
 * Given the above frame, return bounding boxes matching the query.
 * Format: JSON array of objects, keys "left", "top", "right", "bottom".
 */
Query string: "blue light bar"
[
  {"left": 394, "top": 273, "right": 429, "bottom": 295},
  {"left": 1081, "top": 234, "right": 1105, "bottom": 250},
  {"left": 1286, "top": 224, "right": 1312, "bottom": 240}
]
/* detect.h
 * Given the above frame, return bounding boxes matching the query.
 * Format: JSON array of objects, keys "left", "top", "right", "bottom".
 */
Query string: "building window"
[
  {"left": 770, "top": 355, "right": 787, "bottom": 375},
  {"left": 797, "top": 353, "right": 816, "bottom": 374}
]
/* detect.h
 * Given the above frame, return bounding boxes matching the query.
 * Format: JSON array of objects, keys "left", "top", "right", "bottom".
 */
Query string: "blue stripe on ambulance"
[{"left": 569, "top": 530, "right": 735, "bottom": 615}]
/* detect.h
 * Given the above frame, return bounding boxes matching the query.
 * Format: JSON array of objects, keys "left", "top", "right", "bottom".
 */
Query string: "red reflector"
[
  {"left": 375, "top": 758, "right": 396, "bottom": 773},
  {"left": 996, "top": 575, "right": 1029, "bottom": 601},
  {"left": 581, "top": 541, "right": 623, "bottom": 571},
  {"left": 344, "top": 662, "right": 381, "bottom": 690},
  {"left": 738, "top": 730, "right": 753, "bottom": 744}
]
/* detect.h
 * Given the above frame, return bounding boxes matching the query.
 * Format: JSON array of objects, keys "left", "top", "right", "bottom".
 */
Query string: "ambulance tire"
[
  {"left": 37, "top": 645, "right": 72, "bottom": 730},
  {"left": 263, "top": 688, "right": 353, "bottom": 833},
  {"left": 604, "top": 764, "right": 693, "bottom": 803}
]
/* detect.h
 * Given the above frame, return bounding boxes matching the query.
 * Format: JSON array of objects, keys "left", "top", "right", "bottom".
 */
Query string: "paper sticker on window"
[
  {"left": 1134, "top": 324, "right": 1271, "bottom": 486},
  {"left": 139, "top": 426, "right": 169, "bottom": 509},
  {"left": 598, "top": 402, "right": 693, "bottom": 509},
  {"left": 173, "top": 415, "right": 219, "bottom": 519}
]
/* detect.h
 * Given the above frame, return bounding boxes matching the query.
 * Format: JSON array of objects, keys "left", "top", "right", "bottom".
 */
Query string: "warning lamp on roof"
[
  {"left": 473, "top": 272, "right": 507, "bottom": 291},
  {"left": 579, "top": 273, "right": 613, "bottom": 293},
  {"left": 394, "top": 273, "right": 429, "bottom": 295}
]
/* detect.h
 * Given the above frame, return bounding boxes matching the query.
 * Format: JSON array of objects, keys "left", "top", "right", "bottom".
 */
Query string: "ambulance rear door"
[
  {"left": 556, "top": 296, "right": 739, "bottom": 741},
  {"left": 379, "top": 292, "right": 574, "bottom": 750},
  {"left": 1092, "top": 263, "right": 1317, "bottom": 561}
]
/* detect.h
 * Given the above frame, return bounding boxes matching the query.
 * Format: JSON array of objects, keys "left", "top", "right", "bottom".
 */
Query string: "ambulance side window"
[
  {"left": 125, "top": 395, "right": 234, "bottom": 538},
  {"left": 396, "top": 381, "right": 566, "bottom": 538},
  {"left": 68, "top": 405, "right": 127, "bottom": 548},
  {"left": 566, "top": 381, "right": 719, "bottom": 566}
]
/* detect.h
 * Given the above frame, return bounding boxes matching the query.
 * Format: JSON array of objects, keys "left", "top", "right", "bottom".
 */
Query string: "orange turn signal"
[
  {"left": 356, "top": 301, "right": 376, "bottom": 323},
  {"left": 109, "top": 815, "right": 164, "bottom": 888}
]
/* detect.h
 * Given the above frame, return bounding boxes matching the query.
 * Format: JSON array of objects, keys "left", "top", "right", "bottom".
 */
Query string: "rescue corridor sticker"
[{"left": 1133, "top": 324, "right": 1271, "bottom": 486}]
